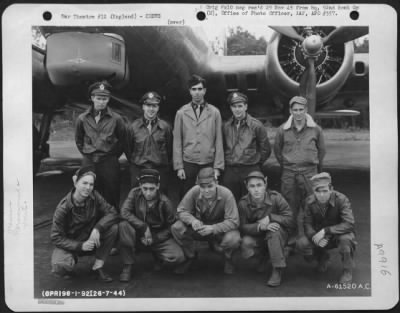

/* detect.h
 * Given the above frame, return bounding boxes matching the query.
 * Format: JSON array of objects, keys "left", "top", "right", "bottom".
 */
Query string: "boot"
[
  {"left": 256, "top": 255, "right": 268, "bottom": 273},
  {"left": 94, "top": 268, "right": 113, "bottom": 283},
  {"left": 316, "top": 252, "right": 330, "bottom": 273},
  {"left": 339, "top": 269, "right": 353, "bottom": 284},
  {"left": 119, "top": 264, "right": 132, "bottom": 282},
  {"left": 267, "top": 267, "right": 283, "bottom": 287},
  {"left": 224, "top": 257, "right": 235, "bottom": 275},
  {"left": 152, "top": 253, "right": 163, "bottom": 272}
]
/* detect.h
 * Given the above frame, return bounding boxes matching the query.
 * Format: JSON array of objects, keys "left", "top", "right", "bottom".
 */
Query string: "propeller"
[
  {"left": 322, "top": 26, "right": 369, "bottom": 46},
  {"left": 269, "top": 26, "right": 305, "bottom": 41},
  {"left": 272, "top": 26, "right": 368, "bottom": 116}
]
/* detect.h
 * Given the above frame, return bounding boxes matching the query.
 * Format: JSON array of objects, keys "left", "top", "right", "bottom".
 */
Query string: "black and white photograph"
[{"left": 3, "top": 3, "right": 398, "bottom": 311}]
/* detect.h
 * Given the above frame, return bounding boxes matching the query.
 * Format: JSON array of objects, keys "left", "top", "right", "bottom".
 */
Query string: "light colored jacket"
[{"left": 173, "top": 102, "right": 224, "bottom": 170}]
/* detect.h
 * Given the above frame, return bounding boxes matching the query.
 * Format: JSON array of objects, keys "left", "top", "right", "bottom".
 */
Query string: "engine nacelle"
[
  {"left": 46, "top": 32, "right": 129, "bottom": 87},
  {"left": 265, "top": 31, "right": 354, "bottom": 108}
]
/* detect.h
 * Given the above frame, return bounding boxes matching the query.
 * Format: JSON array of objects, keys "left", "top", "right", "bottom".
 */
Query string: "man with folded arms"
[
  {"left": 296, "top": 172, "right": 356, "bottom": 284},
  {"left": 171, "top": 167, "right": 241, "bottom": 274},
  {"left": 238, "top": 171, "right": 295, "bottom": 287}
]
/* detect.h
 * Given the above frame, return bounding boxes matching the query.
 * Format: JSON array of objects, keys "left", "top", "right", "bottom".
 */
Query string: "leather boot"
[
  {"left": 174, "top": 258, "right": 193, "bottom": 275},
  {"left": 119, "top": 264, "right": 132, "bottom": 282},
  {"left": 267, "top": 267, "right": 283, "bottom": 287},
  {"left": 94, "top": 268, "right": 113, "bottom": 283},
  {"left": 316, "top": 252, "right": 330, "bottom": 273},
  {"left": 224, "top": 257, "right": 235, "bottom": 275},
  {"left": 339, "top": 269, "right": 353, "bottom": 284}
]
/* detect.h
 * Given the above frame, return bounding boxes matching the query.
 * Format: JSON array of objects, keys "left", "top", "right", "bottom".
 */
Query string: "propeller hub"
[{"left": 302, "top": 35, "right": 323, "bottom": 56}]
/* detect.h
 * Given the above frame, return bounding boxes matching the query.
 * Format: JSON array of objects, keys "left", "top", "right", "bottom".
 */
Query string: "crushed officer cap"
[
  {"left": 74, "top": 165, "right": 96, "bottom": 181},
  {"left": 227, "top": 92, "right": 248, "bottom": 105},
  {"left": 289, "top": 96, "right": 307, "bottom": 107},
  {"left": 310, "top": 172, "right": 332, "bottom": 190},
  {"left": 140, "top": 91, "right": 161, "bottom": 106},
  {"left": 196, "top": 167, "right": 215, "bottom": 184},
  {"left": 244, "top": 171, "right": 267, "bottom": 184},
  {"left": 138, "top": 168, "right": 160, "bottom": 184},
  {"left": 89, "top": 81, "right": 112, "bottom": 96}
]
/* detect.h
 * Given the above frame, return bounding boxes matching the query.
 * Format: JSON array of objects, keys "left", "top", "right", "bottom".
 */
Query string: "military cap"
[
  {"left": 244, "top": 171, "right": 267, "bottom": 184},
  {"left": 289, "top": 96, "right": 307, "bottom": 107},
  {"left": 138, "top": 168, "right": 160, "bottom": 184},
  {"left": 140, "top": 91, "right": 161, "bottom": 106},
  {"left": 310, "top": 172, "right": 332, "bottom": 190},
  {"left": 227, "top": 92, "right": 248, "bottom": 105},
  {"left": 196, "top": 167, "right": 215, "bottom": 184},
  {"left": 89, "top": 81, "right": 112, "bottom": 96},
  {"left": 74, "top": 165, "right": 96, "bottom": 181}
]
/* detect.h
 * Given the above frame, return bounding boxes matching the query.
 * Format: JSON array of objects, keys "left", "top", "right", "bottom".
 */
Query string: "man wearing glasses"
[{"left": 173, "top": 74, "right": 224, "bottom": 197}]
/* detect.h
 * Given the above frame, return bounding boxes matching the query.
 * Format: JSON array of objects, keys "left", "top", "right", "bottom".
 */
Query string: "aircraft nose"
[{"left": 302, "top": 35, "right": 323, "bottom": 56}]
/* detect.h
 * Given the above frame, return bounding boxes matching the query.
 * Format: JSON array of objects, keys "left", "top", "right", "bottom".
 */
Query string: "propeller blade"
[
  {"left": 270, "top": 26, "right": 305, "bottom": 41},
  {"left": 299, "top": 57, "right": 316, "bottom": 116},
  {"left": 322, "top": 26, "right": 369, "bottom": 46}
]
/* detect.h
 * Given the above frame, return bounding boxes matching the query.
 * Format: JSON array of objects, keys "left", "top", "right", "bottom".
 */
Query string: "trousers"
[
  {"left": 240, "top": 228, "right": 288, "bottom": 268},
  {"left": 118, "top": 220, "right": 185, "bottom": 265},
  {"left": 51, "top": 224, "right": 118, "bottom": 274},
  {"left": 222, "top": 164, "right": 261, "bottom": 201},
  {"left": 180, "top": 162, "right": 213, "bottom": 198},
  {"left": 171, "top": 220, "right": 241, "bottom": 259},
  {"left": 82, "top": 155, "right": 121, "bottom": 209},
  {"left": 296, "top": 233, "right": 356, "bottom": 269},
  {"left": 280, "top": 166, "right": 317, "bottom": 236}
]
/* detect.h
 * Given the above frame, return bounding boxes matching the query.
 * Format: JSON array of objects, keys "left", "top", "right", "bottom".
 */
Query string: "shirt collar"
[
  {"left": 246, "top": 191, "right": 272, "bottom": 208},
  {"left": 283, "top": 113, "right": 316, "bottom": 130},
  {"left": 88, "top": 106, "right": 112, "bottom": 118}
]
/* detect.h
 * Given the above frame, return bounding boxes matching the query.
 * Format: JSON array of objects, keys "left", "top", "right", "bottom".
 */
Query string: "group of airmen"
[{"left": 50, "top": 75, "right": 357, "bottom": 288}]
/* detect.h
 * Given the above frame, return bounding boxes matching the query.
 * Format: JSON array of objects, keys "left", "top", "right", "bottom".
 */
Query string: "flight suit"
[
  {"left": 171, "top": 185, "right": 241, "bottom": 259},
  {"left": 222, "top": 114, "right": 271, "bottom": 200},
  {"left": 274, "top": 114, "right": 326, "bottom": 237},
  {"left": 50, "top": 190, "right": 119, "bottom": 275},
  {"left": 127, "top": 117, "right": 172, "bottom": 195},
  {"left": 119, "top": 188, "right": 185, "bottom": 265},
  {"left": 75, "top": 106, "right": 127, "bottom": 208},
  {"left": 173, "top": 102, "right": 224, "bottom": 196},
  {"left": 238, "top": 190, "right": 295, "bottom": 268},
  {"left": 296, "top": 190, "right": 356, "bottom": 271}
]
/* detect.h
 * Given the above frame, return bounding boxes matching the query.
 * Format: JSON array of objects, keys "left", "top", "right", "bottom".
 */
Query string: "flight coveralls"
[
  {"left": 50, "top": 190, "right": 119, "bottom": 275},
  {"left": 127, "top": 117, "right": 172, "bottom": 195},
  {"left": 222, "top": 114, "right": 271, "bottom": 200},
  {"left": 75, "top": 106, "right": 128, "bottom": 208},
  {"left": 173, "top": 102, "right": 224, "bottom": 196},
  {"left": 296, "top": 190, "right": 356, "bottom": 271},
  {"left": 119, "top": 188, "right": 185, "bottom": 265},
  {"left": 171, "top": 185, "right": 241, "bottom": 260},
  {"left": 273, "top": 114, "right": 326, "bottom": 237},
  {"left": 238, "top": 190, "right": 295, "bottom": 268}
]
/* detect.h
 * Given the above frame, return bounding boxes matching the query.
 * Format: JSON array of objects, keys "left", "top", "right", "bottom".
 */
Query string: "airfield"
[{"left": 33, "top": 128, "right": 371, "bottom": 298}]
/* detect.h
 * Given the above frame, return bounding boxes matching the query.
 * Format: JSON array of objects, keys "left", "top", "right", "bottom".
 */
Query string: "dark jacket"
[
  {"left": 50, "top": 190, "right": 119, "bottom": 251},
  {"left": 176, "top": 185, "right": 239, "bottom": 234},
  {"left": 75, "top": 106, "right": 128, "bottom": 161},
  {"left": 120, "top": 188, "right": 175, "bottom": 244},
  {"left": 274, "top": 114, "right": 326, "bottom": 170},
  {"left": 127, "top": 117, "right": 172, "bottom": 166},
  {"left": 223, "top": 114, "right": 271, "bottom": 166},
  {"left": 238, "top": 190, "right": 295, "bottom": 236},
  {"left": 304, "top": 190, "right": 355, "bottom": 239}
]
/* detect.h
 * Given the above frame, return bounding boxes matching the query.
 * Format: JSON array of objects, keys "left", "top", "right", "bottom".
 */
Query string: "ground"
[{"left": 33, "top": 129, "right": 371, "bottom": 297}]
